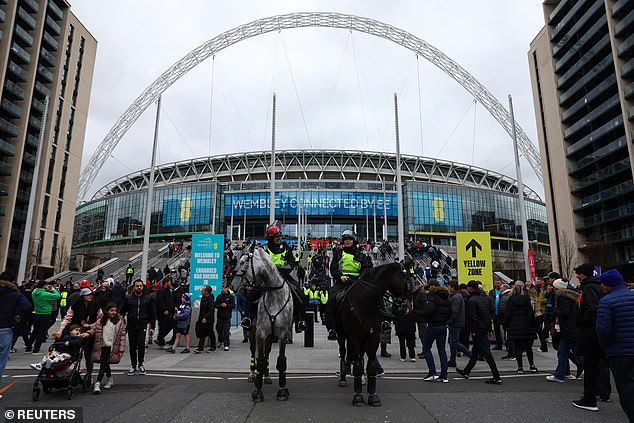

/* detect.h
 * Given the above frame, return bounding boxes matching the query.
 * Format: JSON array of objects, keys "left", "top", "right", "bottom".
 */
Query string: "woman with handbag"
[
  {"left": 503, "top": 282, "right": 537, "bottom": 374},
  {"left": 88, "top": 303, "right": 127, "bottom": 394}
]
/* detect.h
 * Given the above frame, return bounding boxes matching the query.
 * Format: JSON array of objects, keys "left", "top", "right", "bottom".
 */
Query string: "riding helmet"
[
  {"left": 265, "top": 221, "right": 283, "bottom": 238},
  {"left": 340, "top": 229, "right": 357, "bottom": 242}
]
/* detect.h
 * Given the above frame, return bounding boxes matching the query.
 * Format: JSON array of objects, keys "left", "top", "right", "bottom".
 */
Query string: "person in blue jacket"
[{"left": 596, "top": 269, "right": 634, "bottom": 422}]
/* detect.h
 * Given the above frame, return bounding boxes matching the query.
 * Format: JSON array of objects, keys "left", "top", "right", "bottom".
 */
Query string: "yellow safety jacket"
[
  {"left": 265, "top": 245, "right": 286, "bottom": 268},
  {"left": 303, "top": 287, "right": 319, "bottom": 305},
  {"left": 319, "top": 290, "right": 329, "bottom": 305},
  {"left": 339, "top": 251, "right": 361, "bottom": 277},
  {"left": 60, "top": 291, "right": 68, "bottom": 307}
]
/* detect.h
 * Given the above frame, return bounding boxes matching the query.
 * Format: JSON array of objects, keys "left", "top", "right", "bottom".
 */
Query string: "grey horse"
[{"left": 232, "top": 243, "right": 294, "bottom": 402}]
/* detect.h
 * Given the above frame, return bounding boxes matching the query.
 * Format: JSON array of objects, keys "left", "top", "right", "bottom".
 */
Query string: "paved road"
[{"left": 0, "top": 370, "right": 626, "bottom": 423}]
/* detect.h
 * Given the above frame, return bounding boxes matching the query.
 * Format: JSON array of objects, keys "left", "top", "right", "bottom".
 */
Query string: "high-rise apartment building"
[
  {"left": 0, "top": 0, "right": 96, "bottom": 278},
  {"left": 529, "top": 0, "right": 634, "bottom": 276}
]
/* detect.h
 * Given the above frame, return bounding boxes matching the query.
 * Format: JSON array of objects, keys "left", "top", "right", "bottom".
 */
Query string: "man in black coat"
[
  {"left": 456, "top": 280, "right": 502, "bottom": 384},
  {"left": 413, "top": 282, "right": 428, "bottom": 358},
  {"left": 121, "top": 280, "right": 156, "bottom": 375},
  {"left": 194, "top": 285, "right": 216, "bottom": 353},
  {"left": 155, "top": 278, "right": 175, "bottom": 347},
  {"left": 0, "top": 271, "right": 32, "bottom": 381},
  {"left": 573, "top": 263, "right": 610, "bottom": 412}
]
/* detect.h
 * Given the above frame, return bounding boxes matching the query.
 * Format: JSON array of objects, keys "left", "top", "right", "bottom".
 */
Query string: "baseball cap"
[
  {"left": 574, "top": 263, "right": 595, "bottom": 277},
  {"left": 545, "top": 272, "right": 561, "bottom": 279}
]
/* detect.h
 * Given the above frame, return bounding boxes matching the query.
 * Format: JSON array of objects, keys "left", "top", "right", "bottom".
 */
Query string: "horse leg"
[
  {"left": 248, "top": 327, "right": 256, "bottom": 383},
  {"left": 338, "top": 337, "right": 347, "bottom": 388},
  {"left": 366, "top": 332, "right": 381, "bottom": 406},
  {"left": 276, "top": 339, "right": 289, "bottom": 401},
  {"left": 264, "top": 340, "right": 272, "bottom": 385},
  {"left": 251, "top": 338, "right": 265, "bottom": 402},
  {"left": 352, "top": 357, "right": 365, "bottom": 406}
]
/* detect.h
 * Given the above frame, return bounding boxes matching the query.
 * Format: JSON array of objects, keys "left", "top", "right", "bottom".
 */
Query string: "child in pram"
[{"left": 30, "top": 324, "right": 85, "bottom": 375}]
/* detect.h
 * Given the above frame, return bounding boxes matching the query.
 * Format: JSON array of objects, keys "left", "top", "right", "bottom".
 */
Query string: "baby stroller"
[{"left": 32, "top": 342, "right": 90, "bottom": 401}]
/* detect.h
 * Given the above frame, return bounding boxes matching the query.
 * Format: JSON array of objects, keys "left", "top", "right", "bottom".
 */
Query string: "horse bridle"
[{"left": 234, "top": 247, "right": 285, "bottom": 292}]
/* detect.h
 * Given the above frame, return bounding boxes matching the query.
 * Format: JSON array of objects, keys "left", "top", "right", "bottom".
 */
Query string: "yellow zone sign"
[{"left": 456, "top": 232, "right": 493, "bottom": 292}]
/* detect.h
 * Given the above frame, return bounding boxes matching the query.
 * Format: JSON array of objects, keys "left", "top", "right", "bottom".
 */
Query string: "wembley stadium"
[{"left": 72, "top": 149, "right": 550, "bottom": 262}]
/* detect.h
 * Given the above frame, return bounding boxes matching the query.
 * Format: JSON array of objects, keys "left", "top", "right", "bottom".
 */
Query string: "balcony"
[
  {"left": 7, "top": 61, "right": 28, "bottom": 82},
  {"left": 26, "top": 134, "right": 40, "bottom": 148},
  {"left": 0, "top": 161, "right": 12, "bottom": 176},
  {"left": 31, "top": 98, "right": 46, "bottom": 114},
  {"left": 47, "top": 0, "right": 64, "bottom": 20},
  {"left": 34, "top": 81, "right": 50, "bottom": 97},
  {"left": 577, "top": 203, "right": 634, "bottom": 231},
  {"left": 0, "top": 205, "right": 5, "bottom": 218},
  {"left": 574, "top": 180, "right": 634, "bottom": 211},
  {"left": 10, "top": 43, "right": 31, "bottom": 64},
  {"left": 623, "top": 58, "right": 634, "bottom": 78},
  {"left": 45, "top": 16, "right": 61, "bottom": 35},
  {"left": 23, "top": 0, "right": 39, "bottom": 13},
  {"left": 548, "top": 0, "right": 571, "bottom": 27},
  {"left": 0, "top": 138, "right": 16, "bottom": 156},
  {"left": 40, "top": 48, "right": 56, "bottom": 67},
  {"left": 23, "top": 152, "right": 36, "bottom": 166},
  {"left": 0, "top": 183, "right": 8, "bottom": 196},
  {"left": 571, "top": 158, "right": 631, "bottom": 193},
  {"left": 29, "top": 116, "right": 42, "bottom": 131},
  {"left": 562, "top": 75, "right": 616, "bottom": 123},
  {"left": 615, "top": 9, "right": 634, "bottom": 38},
  {"left": 16, "top": 190, "right": 30, "bottom": 203},
  {"left": 0, "top": 119, "right": 19, "bottom": 138},
  {"left": 559, "top": 53, "right": 614, "bottom": 107},
  {"left": 42, "top": 31, "right": 59, "bottom": 51},
  {"left": 564, "top": 95, "right": 621, "bottom": 141},
  {"left": 626, "top": 82, "right": 634, "bottom": 100},
  {"left": 20, "top": 171, "right": 33, "bottom": 183},
  {"left": 550, "top": 0, "right": 591, "bottom": 43},
  {"left": 557, "top": 34, "right": 610, "bottom": 89},
  {"left": 4, "top": 80, "right": 25, "bottom": 101},
  {"left": 1, "top": 99, "right": 21, "bottom": 120},
  {"left": 566, "top": 115, "right": 624, "bottom": 157},
  {"left": 612, "top": 0, "right": 633, "bottom": 18},
  {"left": 38, "top": 65, "right": 54, "bottom": 83},
  {"left": 618, "top": 33, "right": 634, "bottom": 58},
  {"left": 14, "top": 210, "right": 27, "bottom": 222},
  {"left": 14, "top": 24, "right": 33, "bottom": 47},
  {"left": 0, "top": 8, "right": 5, "bottom": 23},
  {"left": 17, "top": 7, "right": 36, "bottom": 29},
  {"left": 553, "top": 0, "right": 604, "bottom": 58},
  {"left": 555, "top": 19, "right": 608, "bottom": 74}
]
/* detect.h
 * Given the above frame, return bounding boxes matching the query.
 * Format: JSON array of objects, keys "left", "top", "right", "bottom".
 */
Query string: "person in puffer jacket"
[
  {"left": 165, "top": 293, "right": 192, "bottom": 354},
  {"left": 596, "top": 269, "right": 634, "bottom": 422},
  {"left": 421, "top": 282, "right": 451, "bottom": 383}
]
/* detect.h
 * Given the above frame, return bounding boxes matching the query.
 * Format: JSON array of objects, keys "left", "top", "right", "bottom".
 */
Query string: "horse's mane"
[
  {"left": 360, "top": 262, "right": 398, "bottom": 282},
  {"left": 253, "top": 246, "right": 285, "bottom": 286}
]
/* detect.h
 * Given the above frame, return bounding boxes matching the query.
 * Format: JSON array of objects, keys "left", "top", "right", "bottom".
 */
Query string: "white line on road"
[{"left": 145, "top": 373, "right": 223, "bottom": 380}]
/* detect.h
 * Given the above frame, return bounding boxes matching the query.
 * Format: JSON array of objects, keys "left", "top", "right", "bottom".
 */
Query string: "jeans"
[
  {"left": 0, "top": 328, "right": 12, "bottom": 380},
  {"left": 128, "top": 326, "right": 147, "bottom": 368},
  {"left": 448, "top": 326, "right": 471, "bottom": 362},
  {"left": 28, "top": 314, "right": 50, "bottom": 352},
  {"left": 96, "top": 346, "right": 112, "bottom": 383},
  {"left": 554, "top": 337, "right": 575, "bottom": 380},
  {"left": 463, "top": 332, "right": 500, "bottom": 380},
  {"left": 398, "top": 333, "right": 416, "bottom": 360},
  {"left": 609, "top": 357, "right": 634, "bottom": 423},
  {"left": 492, "top": 317, "right": 502, "bottom": 348},
  {"left": 423, "top": 325, "right": 448, "bottom": 379}
]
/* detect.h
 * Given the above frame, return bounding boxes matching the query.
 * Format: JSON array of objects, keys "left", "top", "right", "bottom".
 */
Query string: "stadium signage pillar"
[
  {"left": 394, "top": 93, "right": 405, "bottom": 261},
  {"left": 270, "top": 93, "right": 276, "bottom": 226},
  {"left": 508, "top": 95, "right": 531, "bottom": 283},
  {"left": 18, "top": 96, "right": 48, "bottom": 283},
  {"left": 141, "top": 96, "right": 161, "bottom": 285}
]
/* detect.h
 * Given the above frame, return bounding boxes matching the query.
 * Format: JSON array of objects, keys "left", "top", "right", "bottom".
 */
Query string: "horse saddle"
[{"left": 334, "top": 283, "right": 355, "bottom": 320}]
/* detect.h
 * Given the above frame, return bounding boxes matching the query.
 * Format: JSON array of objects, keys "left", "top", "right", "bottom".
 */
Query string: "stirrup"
[
  {"left": 327, "top": 329, "right": 338, "bottom": 340},
  {"left": 240, "top": 317, "right": 251, "bottom": 329},
  {"left": 381, "top": 321, "right": 391, "bottom": 331},
  {"left": 295, "top": 320, "right": 306, "bottom": 333}
]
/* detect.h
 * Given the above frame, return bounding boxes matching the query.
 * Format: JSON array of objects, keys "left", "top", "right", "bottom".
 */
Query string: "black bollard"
[{"left": 304, "top": 311, "right": 314, "bottom": 347}]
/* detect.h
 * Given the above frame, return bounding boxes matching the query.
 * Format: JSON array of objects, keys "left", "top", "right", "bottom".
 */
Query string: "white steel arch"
[{"left": 78, "top": 12, "right": 542, "bottom": 200}]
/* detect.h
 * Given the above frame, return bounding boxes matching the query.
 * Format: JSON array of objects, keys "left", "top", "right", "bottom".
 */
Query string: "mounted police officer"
[
  {"left": 325, "top": 229, "right": 373, "bottom": 340},
  {"left": 240, "top": 221, "right": 306, "bottom": 333}
]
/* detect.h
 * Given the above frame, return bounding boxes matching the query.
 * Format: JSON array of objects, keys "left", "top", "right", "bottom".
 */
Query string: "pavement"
[{"left": 6, "top": 321, "right": 560, "bottom": 375}]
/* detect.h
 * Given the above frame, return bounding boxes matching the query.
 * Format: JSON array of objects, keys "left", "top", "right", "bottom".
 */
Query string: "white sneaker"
[
  {"left": 224, "top": 346, "right": 229, "bottom": 351},
  {"left": 93, "top": 382, "right": 101, "bottom": 394},
  {"left": 546, "top": 375, "right": 564, "bottom": 383},
  {"left": 400, "top": 358, "right": 406, "bottom": 362},
  {"left": 410, "top": 358, "right": 417, "bottom": 362},
  {"left": 127, "top": 367, "right": 136, "bottom": 376},
  {"left": 103, "top": 377, "right": 113, "bottom": 389},
  {"left": 30, "top": 363, "right": 42, "bottom": 371},
  {"left": 423, "top": 374, "right": 439, "bottom": 382}
]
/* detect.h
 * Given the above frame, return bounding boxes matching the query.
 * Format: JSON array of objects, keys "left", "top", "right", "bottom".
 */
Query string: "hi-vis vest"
[
  {"left": 339, "top": 251, "right": 361, "bottom": 277},
  {"left": 303, "top": 287, "right": 319, "bottom": 305},
  {"left": 60, "top": 291, "right": 68, "bottom": 307},
  {"left": 265, "top": 245, "right": 286, "bottom": 268},
  {"left": 126, "top": 267, "right": 134, "bottom": 275},
  {"left": 319, "top": 290, "right": 329, "bottom": 304}
]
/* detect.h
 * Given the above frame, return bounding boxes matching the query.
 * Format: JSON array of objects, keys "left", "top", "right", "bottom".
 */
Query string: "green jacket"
[{"left": 31, "top": 288, "right": 61, "bottom": 315}]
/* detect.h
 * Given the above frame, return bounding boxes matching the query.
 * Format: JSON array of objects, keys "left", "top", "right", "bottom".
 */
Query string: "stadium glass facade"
[{"left": 73, "top": 150, "right": 549, "bottom": 252}]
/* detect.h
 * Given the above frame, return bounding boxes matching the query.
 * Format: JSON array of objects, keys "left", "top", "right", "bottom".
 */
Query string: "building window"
[
  {"left": 41, "top": 194, "right": 49, "bottom": 228},
  {"left": 45, "top": 145, "right": 56, "bottom": 194},
  {"left": 54, "top": 200, "right": 62, "bottom": 232}
]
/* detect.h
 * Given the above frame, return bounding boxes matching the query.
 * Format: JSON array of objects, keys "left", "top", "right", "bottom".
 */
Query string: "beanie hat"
[
  {"left": 80, "top": 280, "right": 91, "bottom": 288},
  {"left": 546, "top": 271, "right": 561, "bottom": 279},
  {"left": 154, "top": 283, "right": 161, "bottom": 290},
  {"left": 80, "top": 288, "right": 93, "bottom": 296},
  {"left": 600, "top": 269, "right": 624, "bottom": 288},
  {"left": 574, "top": 263, "right": 595, "bottom": 277},
  {"left": 553, "top": 279, "right": 568, "bottom": 290},
  {"left": 182, "top": 292, "right": 191, "bottom": 302}
]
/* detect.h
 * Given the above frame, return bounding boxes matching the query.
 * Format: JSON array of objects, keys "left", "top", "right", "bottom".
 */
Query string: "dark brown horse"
[{"left": 335, "top": 260, "right": 414, "bottom": 406}]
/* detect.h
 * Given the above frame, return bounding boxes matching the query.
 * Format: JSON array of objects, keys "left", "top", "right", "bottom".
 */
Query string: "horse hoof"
[
  {"left": 338, "top": 380, "right": 347, "bottom": 388},
  {"left": 248, "top": 374, "right": 255, "bottom": 383},
  {"left": 276, "top": 388, "right": 289, "bottom": 400},
  {"left": 368, "top": 394, "right": 381, "bottom": 407},
  {"left": 251, "top": 390, "right": 264, "bottom": 402},
  {"left": 264, "top": 376, "right": 272, "bottom": 385},
  {"left": 352, "top": 394, "right": 365, "bottom": 406}
]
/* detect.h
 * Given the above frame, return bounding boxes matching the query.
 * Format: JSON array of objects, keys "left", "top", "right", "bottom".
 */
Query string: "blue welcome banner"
[{"left": 190, "top": 233, "right": 224, "bottom": 301}]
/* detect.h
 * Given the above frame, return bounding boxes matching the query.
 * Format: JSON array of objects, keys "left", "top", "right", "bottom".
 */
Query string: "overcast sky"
[{"left": 70, "top": 1, "right": 547, "bottom": 200}]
